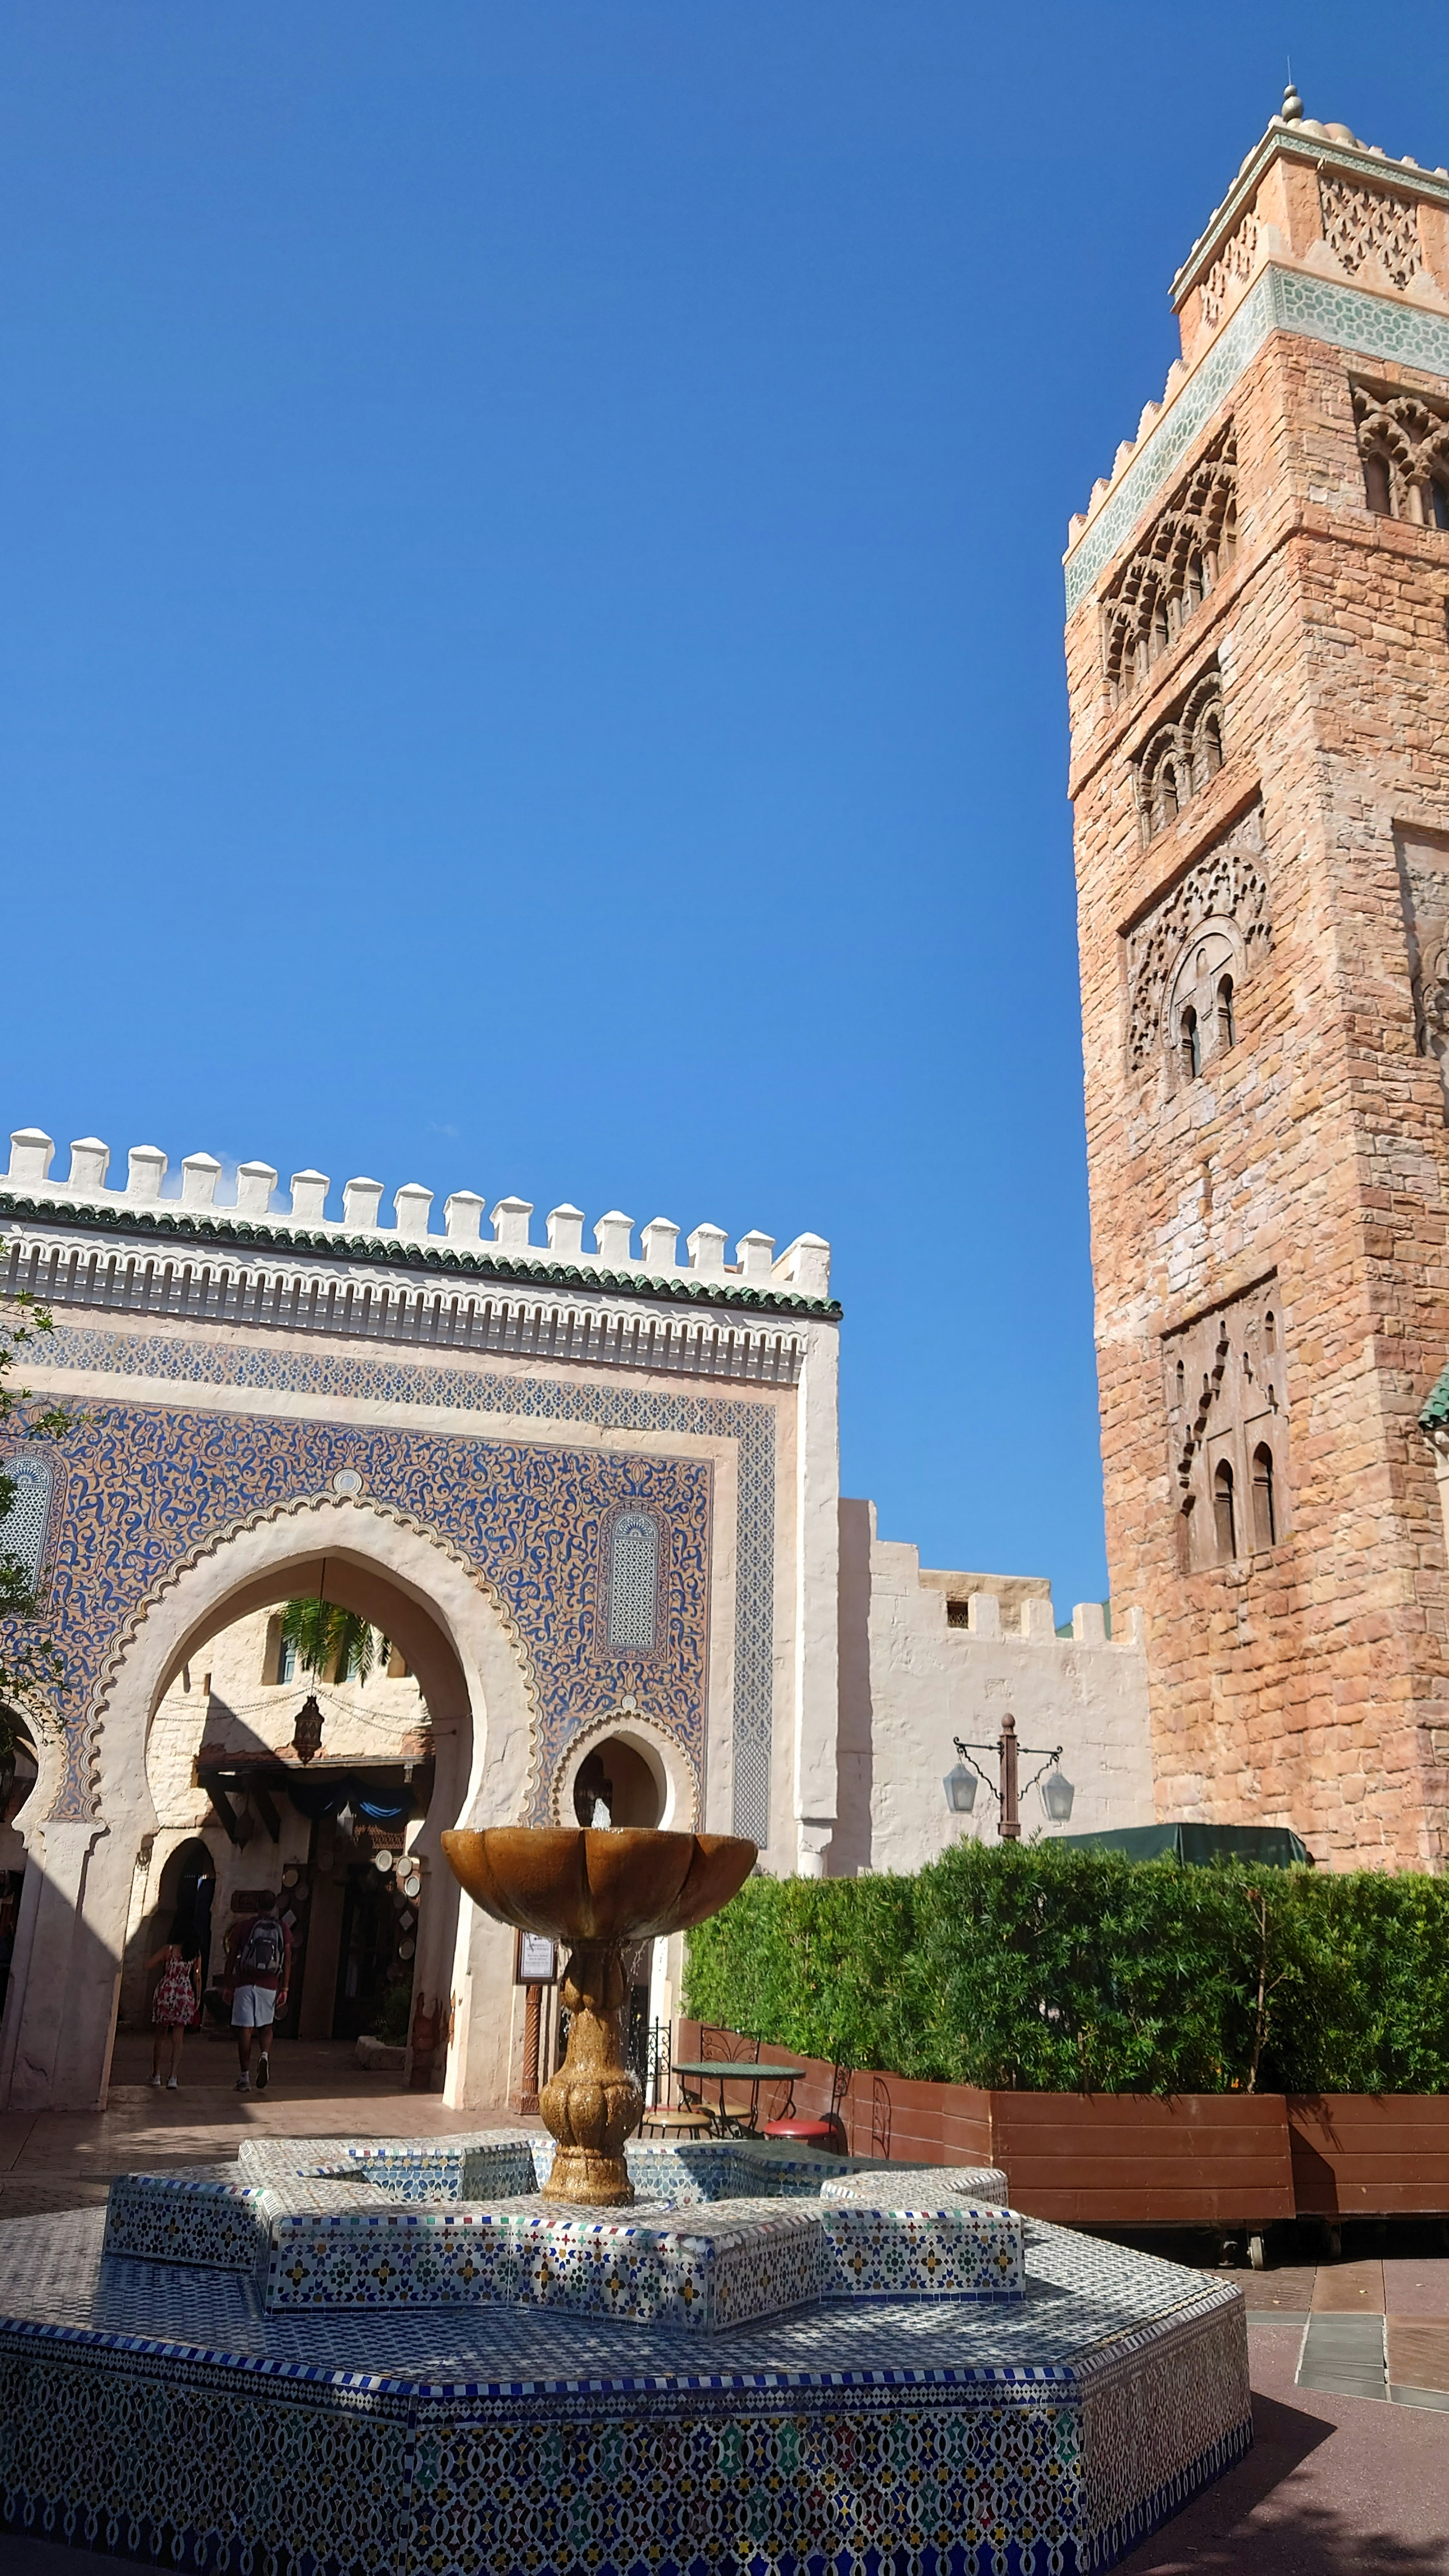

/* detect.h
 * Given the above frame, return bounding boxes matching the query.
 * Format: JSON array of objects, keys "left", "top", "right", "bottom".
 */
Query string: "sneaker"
[
  {"left": 147, "top": 2073, "right": 163, "bottom": 2090},
  {"left": 255, "top": 2052, "right": 269, "bottom": 2094},
  {"left": 166, "top": 2076, "right": 179, "bottom": 2090},
  {"left": 235, "top": 2074, "right": 251, "bottom": 2091}
]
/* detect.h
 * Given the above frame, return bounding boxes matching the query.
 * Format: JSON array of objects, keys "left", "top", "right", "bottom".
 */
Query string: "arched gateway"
[{"left": 0, "top": 1126, "right": 840, "bottom": 2110}]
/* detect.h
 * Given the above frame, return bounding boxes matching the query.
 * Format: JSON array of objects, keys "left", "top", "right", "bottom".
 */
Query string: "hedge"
[{"left": 683, "top": 1841, "right": 1449, "bottom": 2095}]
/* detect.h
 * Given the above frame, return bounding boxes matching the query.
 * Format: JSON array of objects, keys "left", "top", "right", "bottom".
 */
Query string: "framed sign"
[{"left": 515, "top": 1930, "right": 558, "bottom": 1985}]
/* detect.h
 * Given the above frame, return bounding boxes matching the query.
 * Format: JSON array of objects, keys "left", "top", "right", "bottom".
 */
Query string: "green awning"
[{"left": 1055, "top": 1821, "right": 1313, "bottom": 1868}]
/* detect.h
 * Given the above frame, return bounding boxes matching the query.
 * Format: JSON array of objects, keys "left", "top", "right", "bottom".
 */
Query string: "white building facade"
[{"left": 0, "top": 1121, "right": 1151, "bottom": 2111}]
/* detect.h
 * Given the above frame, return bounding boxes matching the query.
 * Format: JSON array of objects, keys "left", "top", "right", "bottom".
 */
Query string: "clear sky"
[{"left": 0, "top": 8, "right": 1433, "bottom": 1612}]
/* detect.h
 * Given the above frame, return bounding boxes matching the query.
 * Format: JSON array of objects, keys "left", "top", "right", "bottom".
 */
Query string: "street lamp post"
[{"left": 942, "top": 1713, "right": 1074, "bottom": 1841}]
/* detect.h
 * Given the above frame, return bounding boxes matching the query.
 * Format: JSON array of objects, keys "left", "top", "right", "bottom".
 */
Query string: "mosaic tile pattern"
[
  {"left": 1065, "top": 263, "right": 1449, "bottom": 611},
  {"left": 0, "top": 2204, "right": 1251, "bottom": 2576},
  {"left": 102, "top": 2171, "right": 271, "bottom": 2275},
  {"left": 820, "top": 2201, "right": 1026, "bottom": 2302},
  {"left": 821, "top": 2162, "right": 1009, "bottom": 2207},
  {"left": 118, "top": 2137, "right": 1025, "bottom": 2330},
  {"left": 38, "top": 1325, "right": 779, "bottom": 1839}
]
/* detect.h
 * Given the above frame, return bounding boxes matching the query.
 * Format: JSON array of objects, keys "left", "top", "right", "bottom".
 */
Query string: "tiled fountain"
[{"left": 0, "top": 1827, "right": 1251, "bottom": 2574}]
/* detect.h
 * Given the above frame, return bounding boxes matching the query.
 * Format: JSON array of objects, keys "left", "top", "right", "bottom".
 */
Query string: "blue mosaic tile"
[{"left": 0, "top": 2203, "right": 1252, "bottom": 2576}]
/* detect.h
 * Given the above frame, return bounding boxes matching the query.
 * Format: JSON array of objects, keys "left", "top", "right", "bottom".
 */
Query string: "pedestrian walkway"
[{"left": 1241, "top": 2253, "right": 1449, "bottom": 2414}]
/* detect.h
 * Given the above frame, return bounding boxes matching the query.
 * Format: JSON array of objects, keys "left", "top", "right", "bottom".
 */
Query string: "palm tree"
[{"left": 279, "top": 1600, "right": 390, "bottom": 1687}]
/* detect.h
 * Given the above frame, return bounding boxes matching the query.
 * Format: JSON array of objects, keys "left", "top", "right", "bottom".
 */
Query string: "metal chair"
[
  {"left": 870, "top": 2074, "right": 893, "bottom": 2162},
  {"left": 638, "top": 2022, "right": 711, "bottom": 2140},
  {"left": 698, "top": 2024, "right": 761, "bottom": 2135},
  {"left": 763, "top": 2061, "right": 851, "bottom": 2153}
]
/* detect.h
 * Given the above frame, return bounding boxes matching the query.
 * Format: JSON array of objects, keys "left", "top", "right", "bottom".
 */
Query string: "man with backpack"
[{"left": 225, "top": 1894, "right": 292, "bottom": 2093}]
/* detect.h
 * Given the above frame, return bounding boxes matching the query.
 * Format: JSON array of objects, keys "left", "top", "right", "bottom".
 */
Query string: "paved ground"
[{"left": 0, "top": 2043, "right": 1444, "bottom": 2570}]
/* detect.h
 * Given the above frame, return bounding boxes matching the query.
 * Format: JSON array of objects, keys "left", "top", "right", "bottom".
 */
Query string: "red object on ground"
[{"left": 763, "top": 2115, "right": 848, "bottom": 2152}]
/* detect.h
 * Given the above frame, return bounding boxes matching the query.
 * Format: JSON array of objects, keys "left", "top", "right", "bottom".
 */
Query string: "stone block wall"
[{"left": 1066, "top": 169, "right": 1449, "bottom": 1865}]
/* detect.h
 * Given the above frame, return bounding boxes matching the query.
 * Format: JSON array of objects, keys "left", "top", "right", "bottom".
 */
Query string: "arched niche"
[{"left": 551, "top": 1709, "right": 696, "bottom": 1835}]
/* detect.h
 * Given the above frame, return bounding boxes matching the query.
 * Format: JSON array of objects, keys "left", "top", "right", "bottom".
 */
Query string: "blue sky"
[{"left": 0, "top": 8, "right": 1431, "bottom": 1612}]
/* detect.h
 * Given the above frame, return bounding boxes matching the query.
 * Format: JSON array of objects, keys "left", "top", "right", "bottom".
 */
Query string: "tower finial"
[{"left": 1281, "top": 75, "right": 1303, "bottom": 124}]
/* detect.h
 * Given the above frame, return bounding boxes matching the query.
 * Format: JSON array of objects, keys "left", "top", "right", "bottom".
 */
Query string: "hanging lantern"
[
  {"left": 942, "top": 1761, "right": 978, "bottom": 1816},
  {"left": 1041, "top": 1767, "right": 1076, "bottom": 1824},
  {"left": 292, "top": 1694, "right": 325, "bottom": 1766}
]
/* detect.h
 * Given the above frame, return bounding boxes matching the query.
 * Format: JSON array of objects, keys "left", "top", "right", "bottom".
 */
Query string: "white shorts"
[{"left": 231, "top": 1985, "right": 278, "bottom": 2029}]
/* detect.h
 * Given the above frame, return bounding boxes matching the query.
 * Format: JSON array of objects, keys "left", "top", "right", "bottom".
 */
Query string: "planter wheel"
[{"left": 1248, "top": 2233, "right": 1265, "bottom": 2271}]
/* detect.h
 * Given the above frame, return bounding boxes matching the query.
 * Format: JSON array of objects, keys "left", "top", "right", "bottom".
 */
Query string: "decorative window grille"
[
  {"left": 609, "top": 1510, "right": 660, "bottom": 1653},
  {"left": 0, "top": 1455, "right": 53, "bottom": 1598}
]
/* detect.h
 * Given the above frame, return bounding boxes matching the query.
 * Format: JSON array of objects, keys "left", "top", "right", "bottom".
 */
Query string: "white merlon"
[
  {"left": 443, "top": 1191, "right": 485, "bottom": 1244},
  {"left": 68, "top": 1139, "right": 109, "bottom": 1191},
  {"left": 343, "top": 1177, "right": 383, "bottom": 1230},
  {"left": 966, "top": 1592, "right": 1001, "bottom": 1639},
  {"left": 594, "top": 1211, "right": 633, "bottom": 1265},
  {"left": 641, "top": 1218, "right": 678, "bottom": 1273},
  {"left": 1020, "top": 1596, "right": 1059, "bottom": 1640},
  {"left": 1072, "top": 1602, "right": 1108, "bottom": 1645},
  {"left": 771, "top": 1233, "right": 832, "bottom": 1297},
  {"left": 393, "top": 1183, "right": 433, "bottom": 1238},
  {"left": 491, "top": 1196, "right": 533, "bottom": 1252},
  {"left": 181, "top": 1153, "right": 221, "bottom": 1209},
  {"left": 3, "top": 1123, "right": 831, "bottom": 1299}
]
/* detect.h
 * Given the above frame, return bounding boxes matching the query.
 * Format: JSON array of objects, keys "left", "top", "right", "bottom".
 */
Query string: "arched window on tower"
[
  {"left": 1217, "top": 975, "right": 1236, "bottom": 1052},
  {"left": 1252, "top": 1444, "right": 1277, "bottom": 1550},
  {"left": 1264, "top": 1309, "right": 1277, "bottom": 1353},
  {"left": 1181, "top": 1005, "right": 1201, "bottom": 1080},
  {"left": 1364, "top": 451, "right": 1393, "bottom": 515},
  {"left": 1175, "top": 1357, "right": 1186, "bottom": 1406},
  {"left": 1213, "top": 1459, "right": 1237, "bottom": 1560}
]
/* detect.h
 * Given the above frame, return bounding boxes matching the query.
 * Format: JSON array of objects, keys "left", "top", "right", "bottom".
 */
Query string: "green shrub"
[{"left": 684, "top": 1842, "right": 1449, "bottom": 2095}]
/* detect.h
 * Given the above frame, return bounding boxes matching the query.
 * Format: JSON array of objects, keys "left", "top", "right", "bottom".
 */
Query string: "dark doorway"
[{"left": 334, "top": 1864, "right": 405, "bottom": 2042}]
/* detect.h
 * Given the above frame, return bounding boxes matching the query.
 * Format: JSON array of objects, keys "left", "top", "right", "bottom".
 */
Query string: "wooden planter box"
[
  {"left": 675, "top": 2022, "right": 1293, "bottom": 2225},
  {"left": 1288, "top": 2094, "right": 1449, "bottom": 2218},
  {"left": 675, "top": 2027, "right": 1449, "bottom": 2225}
]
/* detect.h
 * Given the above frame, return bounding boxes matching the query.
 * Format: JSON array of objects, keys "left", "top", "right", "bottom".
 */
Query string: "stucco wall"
[{"left": 837, "top": 1501, "right": 1154, "bottom": 1876}]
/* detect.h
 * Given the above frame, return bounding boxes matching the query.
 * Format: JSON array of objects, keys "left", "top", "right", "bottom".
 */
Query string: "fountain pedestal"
[{"left": 440, "top": 1824, "right": 758, "bottom": 2206}]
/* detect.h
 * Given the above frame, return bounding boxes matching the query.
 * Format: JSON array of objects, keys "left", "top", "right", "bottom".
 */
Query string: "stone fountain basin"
[{"left": 103, "top": 2135, "right": 1022, "bottom": 2336}]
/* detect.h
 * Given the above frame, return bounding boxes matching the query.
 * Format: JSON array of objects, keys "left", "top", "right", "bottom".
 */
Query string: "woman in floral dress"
[{"left": 147, "top": 1924, "right": 201, "bottom": 2089}]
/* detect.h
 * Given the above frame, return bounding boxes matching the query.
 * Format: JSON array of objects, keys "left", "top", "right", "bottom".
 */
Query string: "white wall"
[{"left": 836, "top": 1501, "right": 1154, "bottom": 1876}]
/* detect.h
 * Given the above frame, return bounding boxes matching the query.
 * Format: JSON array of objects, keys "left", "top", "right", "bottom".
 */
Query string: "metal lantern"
[
  {"left": 1041, "top": 1767, "right": 1076, "bottom": 1824},
  {"left": 292, "top": 1693, "right": 325, "bottom": 1766},
  {"left": 943, "top": 1761, "right": 978, "bottom": 1816}
]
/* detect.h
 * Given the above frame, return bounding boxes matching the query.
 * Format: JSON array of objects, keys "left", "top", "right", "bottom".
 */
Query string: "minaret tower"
[{"left": 1065, "top": 91, "right": 1449, "bottom": 1867}]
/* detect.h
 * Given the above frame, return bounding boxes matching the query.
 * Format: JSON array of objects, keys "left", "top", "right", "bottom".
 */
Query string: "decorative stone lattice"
[
  {"left": 1102, "top": 428, "right": 1237, "bottom": 707},
  {"left": 1320, "top": 172, "right": 1423, "bottom": 288},
  {"left": 1200, "top": 216, "right": 1260, "bottom": 329},
  {"left": 0, "top": 1453, "right": 53, "bottom": 1595},
  {"left": 1125, "top": 804, "right": 1271, "bottom": 1072}
]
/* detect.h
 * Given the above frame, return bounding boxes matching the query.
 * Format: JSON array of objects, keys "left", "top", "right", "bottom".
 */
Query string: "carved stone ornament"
[
  {"left": 1101, "top": 426, "right": 1237, "bottom": 709},
  {"left": 1320, "top": 173, "right": 1423, "bottom": 290},
  {"left": 1124, "top": 804, "right": 1270, "bottom": 1075}
]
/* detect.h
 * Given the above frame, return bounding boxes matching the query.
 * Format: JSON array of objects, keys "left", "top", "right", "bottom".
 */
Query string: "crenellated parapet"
[{"left": 2, "top": 1124, "right": 834, "bottom": 1315}]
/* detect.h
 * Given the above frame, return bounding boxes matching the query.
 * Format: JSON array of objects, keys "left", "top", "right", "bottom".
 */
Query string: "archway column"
[{"left": 0, "top": 1818, "right": 139, "bottom": 2110}]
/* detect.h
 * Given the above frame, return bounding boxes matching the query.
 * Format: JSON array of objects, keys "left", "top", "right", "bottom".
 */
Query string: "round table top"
[{"left": 669, "top": 2059, "right": 803, "bottom": 2079}]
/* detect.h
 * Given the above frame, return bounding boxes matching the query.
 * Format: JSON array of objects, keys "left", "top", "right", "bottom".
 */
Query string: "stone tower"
[{"left": 1064, "top": 94, "right": 1449, "bottom": 1869}]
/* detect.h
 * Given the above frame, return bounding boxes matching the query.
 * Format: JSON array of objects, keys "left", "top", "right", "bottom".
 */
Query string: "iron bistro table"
[{"left": 669, "top": 2058, "right": 803, "bottom": 2139}]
